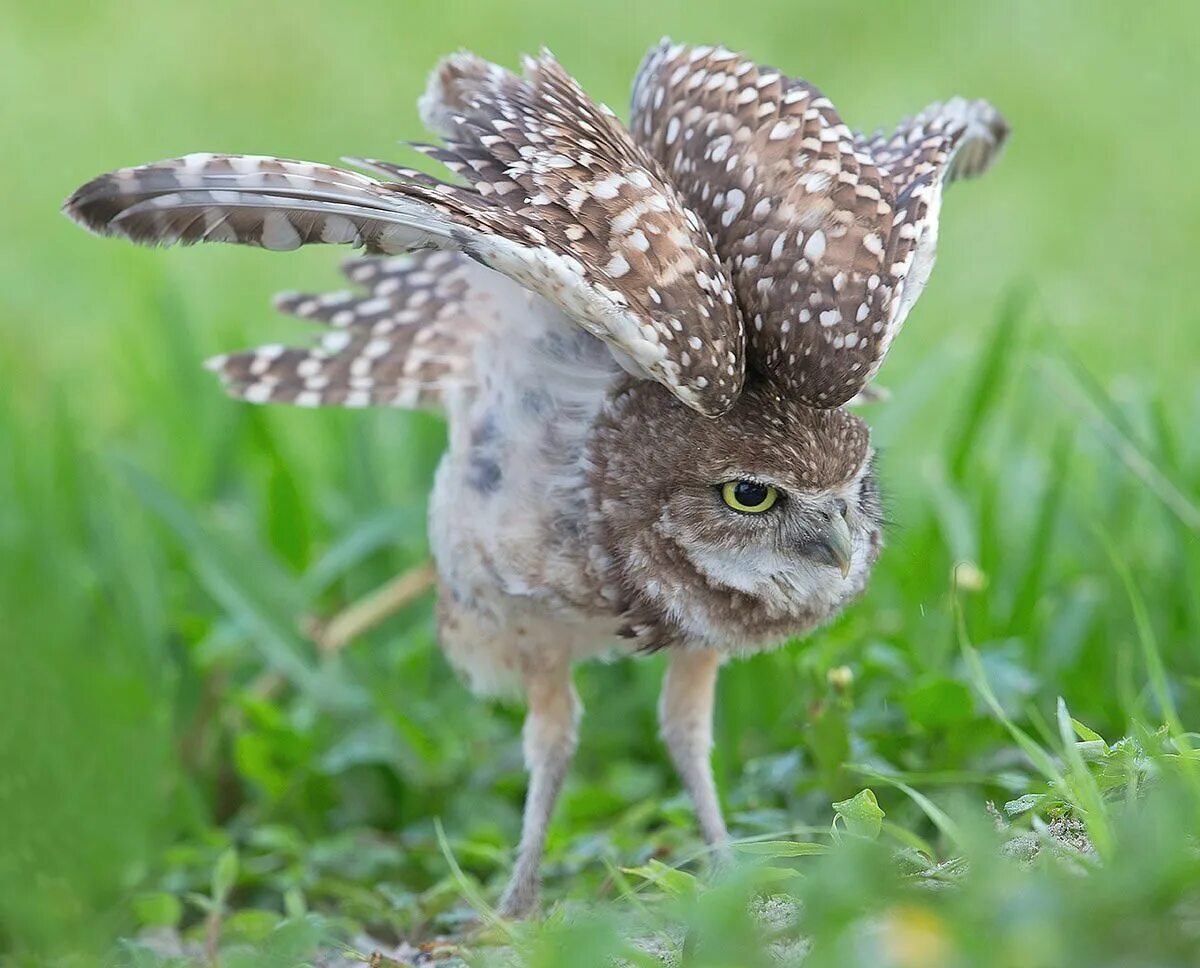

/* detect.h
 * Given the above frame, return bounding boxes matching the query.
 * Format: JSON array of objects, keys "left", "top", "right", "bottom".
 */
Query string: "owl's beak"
[{"left": 819, "top": 514, "right": 855, "bottom": 579}]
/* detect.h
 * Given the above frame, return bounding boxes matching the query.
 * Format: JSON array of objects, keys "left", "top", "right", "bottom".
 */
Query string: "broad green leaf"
[
  {"left": 222, "top": 908, "right": 286, "bottom": 945},
  {"left": 282, "top": 888, "right": 307, "bottom": 920},
  {"left": 832, "top": 789, "right": 885, "bottom": 840},
  {"left": 132, "top": 892, "right": 182, "bottom": 928},
  {"left": 1004, "top": 793, "right": 1046, "bottom": 816},
  {"left": 1071, "top": 718, "right": 1105, "bottom": 744},
  {"left": 211, "top": 848, "right": 239, "bottom": 907},
  {"left": 853, "top": 771, "right": 965, "bottom": 847}
]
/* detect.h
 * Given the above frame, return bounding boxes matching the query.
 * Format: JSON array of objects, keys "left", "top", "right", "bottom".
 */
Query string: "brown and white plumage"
[
  {"left": 208, "top": 251, "right": 482, "bottom": 409},
  {"left": 63, "top": 40, "right": 1007, "bottom": 918},
  {"left": 631, "top": 41, "right": 1008, "bottom": 407},
  {"left": 66, "top": 52, "right": 745, "bottom": 417}
]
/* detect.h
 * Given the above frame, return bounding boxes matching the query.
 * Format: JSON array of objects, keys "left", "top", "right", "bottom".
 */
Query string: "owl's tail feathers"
[{"left": 61, "top": 153, "right": 479, "bottom": 253}]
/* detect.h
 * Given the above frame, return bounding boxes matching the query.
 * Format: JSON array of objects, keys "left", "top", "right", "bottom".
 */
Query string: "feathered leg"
[
  {"left": 498, "top": 662, "right": 580, "bottom": 919},
  {"left": 659, "top": 648, "right": 729, "bottom": 849}
]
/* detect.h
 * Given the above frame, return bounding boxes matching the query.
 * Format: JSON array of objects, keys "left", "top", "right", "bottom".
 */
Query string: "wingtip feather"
[{"left": 62, "top": 174, "right": 123, "bottom": 236}]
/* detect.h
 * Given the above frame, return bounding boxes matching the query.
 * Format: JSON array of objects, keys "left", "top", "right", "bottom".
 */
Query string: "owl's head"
[{"left": 588, "top": 378, "right": 884, "bottom": 651}]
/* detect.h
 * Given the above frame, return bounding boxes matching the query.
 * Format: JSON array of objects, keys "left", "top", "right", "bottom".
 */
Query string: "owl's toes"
[{"left": 495, "top": 875, "right": 541, "bottom": 921}]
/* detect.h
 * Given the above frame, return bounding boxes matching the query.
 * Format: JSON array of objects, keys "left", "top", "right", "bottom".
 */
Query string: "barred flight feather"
[
  {"left": 64, "top": 43, "right": 1005, "bottom": 416},
  {"left": 63, "top": 51, "right": 749, "bottom": 417},
  {"left": 207, "top": 251, "right": 483, "bottom": 409}
]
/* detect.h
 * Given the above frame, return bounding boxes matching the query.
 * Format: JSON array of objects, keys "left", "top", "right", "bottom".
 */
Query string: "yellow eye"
[{"left": 721, "top": 480, "right": 779, "bottom": 514}]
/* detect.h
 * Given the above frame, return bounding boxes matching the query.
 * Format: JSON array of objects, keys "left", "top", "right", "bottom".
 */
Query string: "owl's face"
[{"left": 590, "top": 378, "right": 884, "bottom": 650}]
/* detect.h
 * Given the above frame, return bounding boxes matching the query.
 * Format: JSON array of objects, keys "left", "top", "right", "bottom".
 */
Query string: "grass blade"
[{"left": 947, "top": 288, "right": 1028, "bottom": 481}]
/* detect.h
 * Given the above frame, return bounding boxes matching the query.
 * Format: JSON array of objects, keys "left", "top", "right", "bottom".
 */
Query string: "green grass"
[{"left": 2, "top": 1, "right": 1200, "bottom": 965}]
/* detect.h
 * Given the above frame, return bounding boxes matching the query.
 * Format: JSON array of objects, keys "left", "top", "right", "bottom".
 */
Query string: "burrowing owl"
[{"left": 65, "top": 41, "right": 1007, "bottom": 916}]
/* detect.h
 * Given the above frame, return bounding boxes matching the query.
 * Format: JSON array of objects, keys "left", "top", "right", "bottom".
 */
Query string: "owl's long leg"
[
  {"left": 497, "top": 663, "right": 581, "bottom": 919},
  {"left": 659, "top": 647, "right": 729, "bottom": 849}
]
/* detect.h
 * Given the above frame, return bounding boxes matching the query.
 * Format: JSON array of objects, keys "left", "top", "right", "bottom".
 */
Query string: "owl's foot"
[
  {"left": 708, "top": 840, "right": 736, "bottom": 877},
  {"left": 495, "top": 874, "right": 540, "bottom": 920}
]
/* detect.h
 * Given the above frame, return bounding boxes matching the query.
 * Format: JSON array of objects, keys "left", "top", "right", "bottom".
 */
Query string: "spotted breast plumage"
[{"left": 64, "top": 40, "right": 1008, "bottom": 917}]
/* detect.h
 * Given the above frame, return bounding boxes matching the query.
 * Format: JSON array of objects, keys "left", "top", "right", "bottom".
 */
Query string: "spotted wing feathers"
[
  {"left": 64, "top": 51, "right": 745, "bottom": 417},
  {"left": 631, "top": 40, "right": 1008, "bottom": 408},
  {"left": 414, "top": 50, "right": 745, "bottom": 414},
  {"left": 65, "top": 44, "right": 1004, "bottom": 415},
  {"left": 208, "top": 251, "right": 485, "bottom": 409}
]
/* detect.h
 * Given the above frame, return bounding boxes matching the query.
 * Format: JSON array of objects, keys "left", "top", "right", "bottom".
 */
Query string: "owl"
[{"left": 65, "top": 41, "right": 1007, "bottom": 917}]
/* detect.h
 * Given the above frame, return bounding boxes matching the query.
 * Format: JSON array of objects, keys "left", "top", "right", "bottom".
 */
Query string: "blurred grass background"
[{"left": 2, "top": 1, "right": 1199, "bottom": 964}]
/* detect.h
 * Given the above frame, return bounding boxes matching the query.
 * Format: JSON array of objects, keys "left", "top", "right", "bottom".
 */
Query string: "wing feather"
[
  {"left": 631, "top": 40, "right": 1008, "bottom": 407},
  {"left": 208, "top": 251, "right": 503, "bottom": 410},
  {"left": 65, "top": 51, "right": 746, "bottom": 416}
]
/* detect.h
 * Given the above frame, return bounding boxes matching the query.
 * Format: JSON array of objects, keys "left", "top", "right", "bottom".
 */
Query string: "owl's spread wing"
[
  {"left": 64, "top": 51, "right": 745, "bottom": 417},
  {"left": 631, "top": 40, "right": 1008, "bottom": 408}
]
